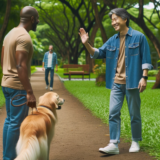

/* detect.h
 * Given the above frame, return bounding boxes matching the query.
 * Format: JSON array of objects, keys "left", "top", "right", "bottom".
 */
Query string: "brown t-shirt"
[
  {"left": 1, "top": 27, "right": 33, "bottom": 90},
  {"left": 114, "top": 35, "right": 126, "bottom": 84}
]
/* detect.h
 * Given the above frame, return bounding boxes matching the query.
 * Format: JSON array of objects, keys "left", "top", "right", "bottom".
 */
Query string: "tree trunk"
[
  {"left": 85, "top": 49, "right": 94, "bottom": 72},
  {"left": 69, "top": 53, "right": 78, "bottom": 64},
  {"left": 152, "top": 69, "right": 160, "bottom": 89},
  {"left": 0, "top": 0, "right": 12, "bottom": 43},
  {"left": 87, "top": 21, "right": 99, "bottom": 72},
  {"left": 91, "top": 0, "right": 107, "bottom": 43},
  {"left": 72, "top": 55, "right": 78, "bottom": 64}
]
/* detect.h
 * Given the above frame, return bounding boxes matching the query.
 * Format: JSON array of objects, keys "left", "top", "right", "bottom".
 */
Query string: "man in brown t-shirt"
[{"left": 0, "top": 6, "right": 39, "bottom": 160}]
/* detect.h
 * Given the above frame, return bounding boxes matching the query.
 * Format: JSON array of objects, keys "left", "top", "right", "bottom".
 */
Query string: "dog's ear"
[{"left": 51, "top": 101, "right": 59, "bottom": 109}]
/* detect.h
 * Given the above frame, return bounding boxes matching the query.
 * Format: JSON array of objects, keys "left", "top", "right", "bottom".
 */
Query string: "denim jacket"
[
  {"left": 43, "top": 51, "right": 58, "bottom": 69},
  {"left": 91, "top": 27, "right": 153, "bottom": 89}
]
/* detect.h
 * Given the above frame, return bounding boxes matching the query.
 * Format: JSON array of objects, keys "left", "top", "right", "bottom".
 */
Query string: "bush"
[
  {"left": 148, "top": 70, "right": 158, "bottom": 76},
  {"left": 93, "top": 63, "right": 106, "bottom": 76},
  {"left": 31, "top": 66, "right": 36, "bottom": 71},
  {"left": 93, "top": 63, "right": 106, "bottom": 87}
]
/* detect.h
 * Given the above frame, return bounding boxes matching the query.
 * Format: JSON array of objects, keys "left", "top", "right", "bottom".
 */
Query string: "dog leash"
[
  {"left": 11, "top": 94, "right": 38, "bottom": 114},
  {"left": 11, "top": 94, "right": 61, "bottom": 111}
]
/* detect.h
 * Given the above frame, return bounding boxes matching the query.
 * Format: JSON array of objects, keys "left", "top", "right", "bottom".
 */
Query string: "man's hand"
[
  {"left": 42, "top": 67, "right": 45, "bottom": 71},
  {"left": 138, "top": 78, "right": 147, "bottom": 92},
  {"left": 56, "top": 68, "right": 58, "bottom": 72},
  {"left": 79, "top": 28, "right": 89, "bottom": 44},
  {"left": 26, "top": 92, "right": 36, "bottom": 108}
]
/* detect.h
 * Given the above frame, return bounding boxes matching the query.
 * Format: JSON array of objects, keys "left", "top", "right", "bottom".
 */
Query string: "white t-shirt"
[{"left": 48, "top": 53, "right": 53, "bottom": 67}]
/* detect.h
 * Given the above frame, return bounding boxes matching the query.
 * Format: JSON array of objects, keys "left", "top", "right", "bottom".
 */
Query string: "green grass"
[
  {"left": 31, "top": 69, "right": 37, "bottom": 74},
  {"left": 35, "top": 65, "right": 42, "bottom": 68},
  {"left": 0, "top": 87, "right": 5, "bottom": 108},
  {"left": 148, "top": 77, "right": 156, "bottom": 80},
  {"left": 64, "top": 81, "right": 160, "bottom": 159},
  {"left": 56, "top": 68, "right": 97, "bottom": 79}
]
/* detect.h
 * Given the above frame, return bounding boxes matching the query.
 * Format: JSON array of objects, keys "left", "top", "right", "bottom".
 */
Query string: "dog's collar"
[
  {"left": 39, "top": 105, "right": 53, "bottom": 112},
  {"left": 39, "top": 105, "right": 61, "bottom": 111}
]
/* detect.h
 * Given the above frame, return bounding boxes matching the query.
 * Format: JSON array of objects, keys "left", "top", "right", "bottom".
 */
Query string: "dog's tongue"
[{"left": 57, "top": 106, "right": 61, "bottom": 110}]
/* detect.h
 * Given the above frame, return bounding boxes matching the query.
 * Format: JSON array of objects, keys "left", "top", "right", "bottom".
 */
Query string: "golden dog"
[{"left": 15, "top": 92, "right": 65, "bottom": 160}]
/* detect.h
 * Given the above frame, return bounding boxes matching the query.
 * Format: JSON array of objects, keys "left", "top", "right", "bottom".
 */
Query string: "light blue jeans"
[
  {"left": 109, "top": 83, "right": 142, "bottom": 143},
  {"left": 2, "top": 87, "right": 29, "bottom": 160}
]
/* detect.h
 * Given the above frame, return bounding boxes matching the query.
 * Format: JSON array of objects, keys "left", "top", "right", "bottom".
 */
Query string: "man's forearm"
[
  {"left": 17, "top": 66, "right": 33, "bottom": 94},
  {"left": 42, "top": 62, "right": 44, "bottom": 68},
  {"left": 143, "top": 69, "right": 148, "bottom": 76},
  {"left": 84, "top": 42, "right": 96, "bottom": 56}
]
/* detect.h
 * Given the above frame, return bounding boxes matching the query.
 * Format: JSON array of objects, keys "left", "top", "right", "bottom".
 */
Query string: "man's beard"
[{"left": 32, "top": 21, "right": 38, "bottom": 31}]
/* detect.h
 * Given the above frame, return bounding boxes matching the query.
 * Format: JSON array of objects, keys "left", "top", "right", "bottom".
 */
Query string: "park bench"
[{"left": 63, "top": 64, "right": 90, "bottom": 80}]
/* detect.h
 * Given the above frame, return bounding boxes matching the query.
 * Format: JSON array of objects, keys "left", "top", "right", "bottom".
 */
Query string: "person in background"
[
  {"left": 79, "top": 8, "right": 152, "bottom": 155},
  {"left": 42, "top": 45, "right": 58, "bottom": 91},
  {"left": 0, "top": 6, "right": 39, "bottom": 159}
]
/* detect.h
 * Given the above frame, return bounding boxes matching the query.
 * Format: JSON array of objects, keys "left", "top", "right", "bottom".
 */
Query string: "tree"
[
  {"left": 36, "top": 1, "right": 84, "bottom": 64},
  {"left": 0, "top": 0, "right": 12, "bottom": 44},
  {"left": 59, "top": 0, "right": 107, "bottom": 71},
  {"left": 29, "top": 31, "right": 45, "bottom": 65}
]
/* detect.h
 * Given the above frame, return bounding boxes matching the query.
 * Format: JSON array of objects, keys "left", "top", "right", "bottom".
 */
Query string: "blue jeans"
[
  {"left": 109, "top": 83, "right": 142, "bottom": 143},
  {"left": 45, "top": 68, "right": 54, "bottom": 87},
  {"left": 2, "top": 87, "right": 29, "bottom": 160}
]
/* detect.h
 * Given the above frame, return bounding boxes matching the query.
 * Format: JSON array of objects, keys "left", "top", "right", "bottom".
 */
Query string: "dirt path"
[{"left": 0, "top": 69, "right": 155, "bottom": 160}]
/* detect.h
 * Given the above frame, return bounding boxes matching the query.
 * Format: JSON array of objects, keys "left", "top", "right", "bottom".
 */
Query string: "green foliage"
[
  {"left": 93, "top": 63, "right": 106, "bottom": 76},
  {"left": 0, "top": 66, "right": 2, "bottom": 85},
  {"left": 64, "top": 81, "right": 160, "bottom": 159},
  {"left": 31, "top": 66, "right": 37, "bottom": 74},
  {"left": 29, "top": 31, "right": 45, "bottom": 63},
  {"left": 148, "top": 70, "right": 159, "bottom": 76},
  {"left": 158, "top": 60, "right": 160, "bottom": 69},
  {"left": 96, "top": 80, "right": 106, "bottom": 87},
  {"left": 35, "top": 1, "right": 82, "bottom": 61},
  {"left": 0, "top": 87, "right": 5, "bottom": 108},
  {"left": 31, "top": 66, "right": 36, "bottom": 71},
  {"left": 78, "top": 52, "right": 86, "bottom": 65},
  {"left": 94, "top": 36, "right": 103, "bottom": 48}
]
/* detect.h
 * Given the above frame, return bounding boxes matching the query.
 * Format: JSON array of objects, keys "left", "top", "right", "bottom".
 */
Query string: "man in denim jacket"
[
  {"left": 42, "top": 45, "right": 58, "bottom": 91},
  {"left": 79, "top": 8, "right": 152, "bottom": 154}
]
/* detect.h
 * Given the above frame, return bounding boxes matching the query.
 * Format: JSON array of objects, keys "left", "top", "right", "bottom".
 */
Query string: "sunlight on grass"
[{"left": 64, "top": 81, "right": 160, "bottom": 159}]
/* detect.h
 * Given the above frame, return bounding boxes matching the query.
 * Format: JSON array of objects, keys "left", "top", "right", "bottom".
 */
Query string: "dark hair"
[{"left": 109, "top": 8, "right": 130, "bottom": 27}]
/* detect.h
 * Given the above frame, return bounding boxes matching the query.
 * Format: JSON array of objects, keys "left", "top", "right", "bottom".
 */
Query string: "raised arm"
[
  {"left": 79, "top": 28, "right": 96, "bottom": 56},
  {"left": 16, "top": 51, "right": 36, "bottom": 108}
]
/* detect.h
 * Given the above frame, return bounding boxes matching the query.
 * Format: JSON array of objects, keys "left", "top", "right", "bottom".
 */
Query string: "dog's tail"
[{"left": 14, "top": 135, "right": 40, "bottom": 160}]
